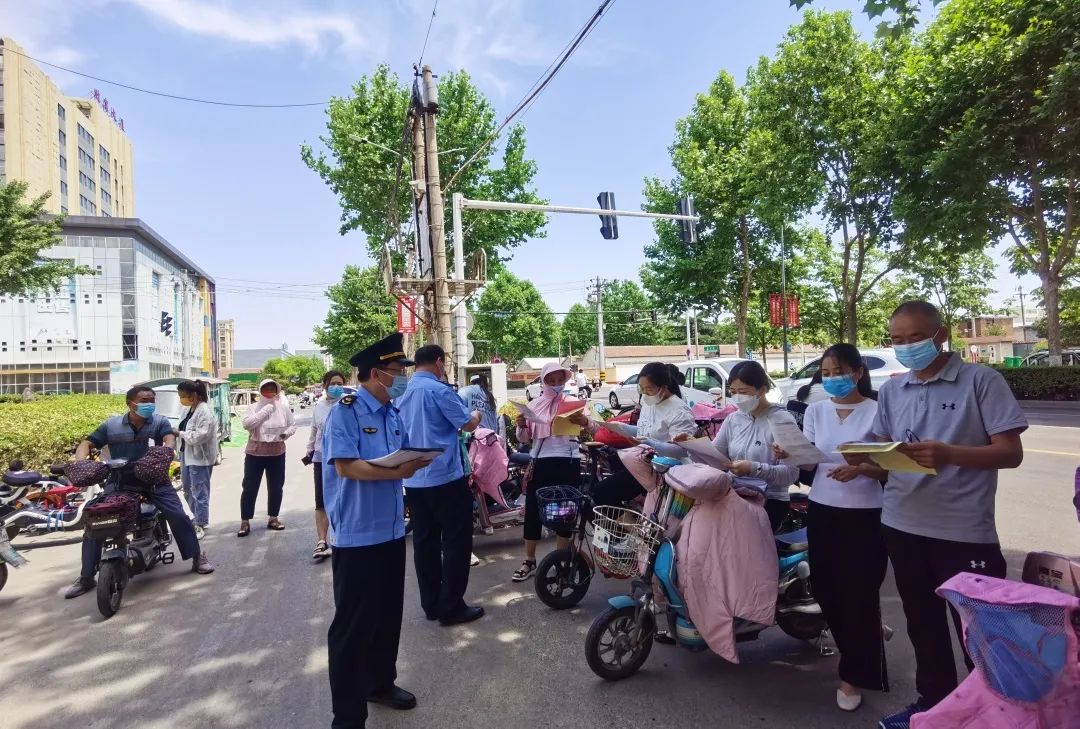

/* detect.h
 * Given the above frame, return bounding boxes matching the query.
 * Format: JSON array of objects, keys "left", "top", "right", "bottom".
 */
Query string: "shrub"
[
  {"left": 992, "top": 365, "right": 1080, "bottom": 401},
  {"left": 0, "top": 394, "right": 127, "bottom": 469}
]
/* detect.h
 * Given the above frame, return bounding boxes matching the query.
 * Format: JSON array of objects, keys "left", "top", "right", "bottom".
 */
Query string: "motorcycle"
[
  {"left": 468, "top": 430, "right": 526, "bottom": 535},
  {"left": 85, "top": 459, "right": 175, "bottom": 618},
  {"left": 1, "top": 463, "right": 99, "bottom": 541},
  {"left": 583, "top": 459, "right": 828, "bottom": 681},
  {"left": 0, "top": 525, "right": 28, "bottom": 594}
]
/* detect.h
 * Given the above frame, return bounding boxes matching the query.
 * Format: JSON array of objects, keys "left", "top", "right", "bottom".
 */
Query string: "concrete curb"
[{"left": 1019, "top": 400, "right": 1080, "bottom": 410}]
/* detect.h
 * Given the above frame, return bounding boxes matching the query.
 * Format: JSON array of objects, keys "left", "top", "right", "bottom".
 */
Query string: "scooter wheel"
[
  {"left": 585, "top": 604, "right": 655, "bottom": 681},
  {"left": 535, "top": 548, "right": 591, "bottom": 610},
  {"left": 0, "top": 563, "right": 7, "bottom": 594},
  {"left": 777, "top": 611, "right": 828, "bottom": 642},
  {"left": 5, "top": 524, "right": 19, "bottom": 542},
  {"left": 96, "top": 561, "right": 124, "bottom": 619}
]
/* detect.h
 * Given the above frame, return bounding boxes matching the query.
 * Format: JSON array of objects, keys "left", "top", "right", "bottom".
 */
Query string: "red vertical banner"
[
  {"left": 396, "top": 297, "right": 418, "bottom": 334},
  {"left": 786, "top": 295, "right": 800, "bottom": 328},
  {"left": 769, "top": 293, "right": 782, "bottom": 327}
]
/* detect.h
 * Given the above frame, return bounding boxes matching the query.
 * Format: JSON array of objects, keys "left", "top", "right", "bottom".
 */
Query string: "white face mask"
[
  {"left": 731, "top": 393, "right": 760, "bottom": 414},
  {"left": 640, "top": 393, "right": 660, "bottom": 407}
]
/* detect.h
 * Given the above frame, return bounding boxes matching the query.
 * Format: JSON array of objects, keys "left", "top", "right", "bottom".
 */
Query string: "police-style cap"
[{"left": 349, "top": 332, "right": 415, "bottom": 369}]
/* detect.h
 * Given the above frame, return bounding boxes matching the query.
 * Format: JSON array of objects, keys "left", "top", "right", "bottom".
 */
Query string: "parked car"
[
  {"left": 774, "top": 348, "right": 908, "bottom": 401},
  {"left": 523, "top": 375, "right": 576, "bottom": 401},
  {"left": 607, "top": 373, "right": 642, "bottom": 409},
  {"left": 676, "top": 359, "right": 785, "bottom": 407},
  {"left": 1021, "top": 350, "right": 1080, "bottom": 366}
]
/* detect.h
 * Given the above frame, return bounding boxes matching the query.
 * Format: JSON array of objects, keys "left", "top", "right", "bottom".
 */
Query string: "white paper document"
[
  {"left": 364, "top": 448, "right": 444, "bottom": 468},
  {"left": 680, "top": 437, "right": 733, "bottom": 469},
  {"left": 510, "top": 400, "right": 549, "bottom": 425},
  {"left": 598, "top": 420, "right": 639, "bottom": 438},
  {"left": 771, "top": 421, "right": 829, "bottom": 465}
]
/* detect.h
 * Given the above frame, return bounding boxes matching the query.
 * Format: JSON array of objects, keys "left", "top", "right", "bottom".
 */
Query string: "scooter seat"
[
  {"left": 508, "top": 452, "right": 532, "bottom": 466},
  {"left": 2, "top": 471, "right": 43, "bottom": 486},
  {"left": 775, "top": 527, "right": 809, "bottom": 553}
]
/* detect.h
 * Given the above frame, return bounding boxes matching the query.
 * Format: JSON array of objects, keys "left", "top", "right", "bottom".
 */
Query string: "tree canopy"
[
  {"left": 262, "top": 355, "right": 326, "bottom": 388},
  {"left": 0, "top": 181, "right": 94, "bottom": 296},
  {"left": 313, "top": 265, "right": 398, "bottom": 372},
  {"left": 471, "top": 271, "right": 559, "bottom": 364},
  {"left": 301, "top": 65, "right": 547, "bottom": 269}
]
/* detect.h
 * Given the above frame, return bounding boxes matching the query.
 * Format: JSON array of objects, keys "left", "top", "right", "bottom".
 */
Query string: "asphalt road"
[{"left": 1, "top": 423, "right": 1078, "bottom": 729}]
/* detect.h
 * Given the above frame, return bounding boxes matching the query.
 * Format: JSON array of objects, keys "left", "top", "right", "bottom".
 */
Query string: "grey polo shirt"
[{"left": 873, "top": 353, "right": 1028, "bottom": 543}]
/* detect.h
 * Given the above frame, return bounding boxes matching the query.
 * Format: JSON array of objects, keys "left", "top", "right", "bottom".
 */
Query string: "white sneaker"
[
  {"left": 469, "top": 553, "right": 481, "bottom": 567},
  {"left": 195, "top": 525, "right": 205, "bottom": 540},
  {"left": 836, "top": 689, "right": 863, "bottom": 712}
]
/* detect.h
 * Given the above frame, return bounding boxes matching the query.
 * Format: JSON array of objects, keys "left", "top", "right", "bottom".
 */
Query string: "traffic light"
[
  {"left": 677, "top": 195, "right": 697, "bottom": 244},
  {"left": 597, "top": 191, "right": 618, "bottom": 240},
  {"left": 650, "top": 310, "right": 659, "bottom": 324},
  {"left": 160, "top": 311, "right": 173, "bottom": 337}
]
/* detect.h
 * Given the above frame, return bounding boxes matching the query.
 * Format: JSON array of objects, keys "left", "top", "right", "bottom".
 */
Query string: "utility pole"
[
  {"left": 685, "top": 311, "right": 692, "bottom": 360},
  {"left": 1018, "top": 285, "right": 1028, "bottom": 344},
  {"left": 420, "top": 65, "right": 454, "bottom": 375},
  {"left": 594, "top": 277, "right": 606, "bottom": 381},
  {"left": 693, "top": 311, "right": 701, "bottom": 359},
  {"left": 410, "top": 100, "right": 433, "bottom": 344},
  {"left": 780, "top": 221, "right": 789, "bottom": 373}
]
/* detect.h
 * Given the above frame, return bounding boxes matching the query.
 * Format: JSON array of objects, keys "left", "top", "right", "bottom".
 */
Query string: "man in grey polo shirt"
[{"left": 873, "top": 301, "right": 1027, "bottom": 729}]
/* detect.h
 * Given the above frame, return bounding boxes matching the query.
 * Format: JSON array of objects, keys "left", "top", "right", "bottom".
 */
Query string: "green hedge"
[
  {"left": 992, "top": 365, "right": 1080, "bottom": 401},
  {"left": 0, "top": 394, "right": 127, "bottom": 469}
]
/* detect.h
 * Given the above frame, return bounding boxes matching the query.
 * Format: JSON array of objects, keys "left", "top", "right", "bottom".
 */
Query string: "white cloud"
[
  {"left": 0, "top": 0, "right": 93, "bottom": 67},
  {"left": 121, "top": 0, "right": 368, "bottom": 54}
]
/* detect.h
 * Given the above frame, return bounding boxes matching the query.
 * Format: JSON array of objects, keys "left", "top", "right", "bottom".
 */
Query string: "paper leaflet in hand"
[
  {"left": 770, "top": 420, "right": 828, "bottom": 466},
  {"left": 598, "top": 420, "right": 639, "bottom": 439},
  {"left": 364, "top": 448, "right": 444, "bottom": 468},
  {"left": 679, "top": 437, "right": 732, "bottom": 469},
  {"left": 552, "top": 402, "right": 587, "bottom": 437},
  {"left": 509, "top": 400, "right": 549, "bottom": 425},
  {"left": 837, "top": 442, "right": 936, "bottom": 475}
]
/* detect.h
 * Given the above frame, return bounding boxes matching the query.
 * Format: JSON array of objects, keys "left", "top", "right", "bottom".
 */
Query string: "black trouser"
[
  {"left": 524, "top": 457, "right": 580, "bottom": 541},
  {"left": 807, "top": 502, "right": 889, "bottom": 692},
  {"left": 882, "top": 525, "right": 1007, "bottom": 707},
  {"left": 591, "top": 468, "right": 645, "bottom": 511},
  {"left": 313, "top": 461, "right": 325, "bottom": 511},
  {"left": 764, "top": 497, "right": 789, "bottom": 533},
  {"left": 81, "top": 482, "right": 200, "bottom": 581},
  {"left": 328, "top": 537, "right": 406, "bottom": 729},
  {"left": 406, "top": 478, "right": 473, "bottom": 620},
  {"left": 240, "top": 453, "right": 286, "bottom": 520}
]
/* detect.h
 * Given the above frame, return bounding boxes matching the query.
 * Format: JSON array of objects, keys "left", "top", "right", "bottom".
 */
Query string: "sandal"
[
  {"left": 512, "top": 560, "right": 537, "bottom": 582},
  {"left": 313, "top": 540, "right": 331, "bottom": 560},
  {"left": 237, "top": 521, "right": 250, "bottom": 538},
  {"left": 655, "top": 629, "right": 676, "bottom": 645},
  {"left": 267, "top": 518, "right": 285, "bottom": 531}
]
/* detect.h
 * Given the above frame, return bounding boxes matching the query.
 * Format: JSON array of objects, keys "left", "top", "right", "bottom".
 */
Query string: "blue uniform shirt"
[
  {"left": 321, "top": 387, "right": 407, "bottom": 548},
  {"left": 395, "top": 371, "right": 472, "bottom": 488}
]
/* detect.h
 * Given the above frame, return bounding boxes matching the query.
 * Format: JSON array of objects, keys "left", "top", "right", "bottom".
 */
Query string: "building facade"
[
  {"left": 0, "top": 217, "right": 217, "bottom": 394},
  {"left": 0, "top": 37, "right": 135, "bottom": 216},
  {"left": 217, "top": 319, "right": 235, "bottom": 372}
]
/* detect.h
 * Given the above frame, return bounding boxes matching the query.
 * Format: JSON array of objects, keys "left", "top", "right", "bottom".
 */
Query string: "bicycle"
[{"left": 533, "top": 442, "right": 627, "bottom": 609}]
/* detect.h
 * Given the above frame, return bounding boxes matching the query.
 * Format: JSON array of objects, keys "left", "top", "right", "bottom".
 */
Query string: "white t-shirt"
[
  {"left": 575, "top": 372, "right": 587, "bottom": 387},
  {"left": 636, "top": 395, "right": 698, "bottom": 443},
  {"left": 803, "top": 397, "right": 883, "bottom": 509}
]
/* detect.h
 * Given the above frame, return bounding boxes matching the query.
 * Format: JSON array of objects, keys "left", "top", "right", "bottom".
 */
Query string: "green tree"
[
  {"left": 894, "top": 0, "right": 1080, "bottom": 358},
  {"left": 562, "top": 303, "right": 597, "bottom": 357},
  {"left": 314, "top": 265, "right": 397, "bottom": 371},
  {"left": 790, "top": 0, "right": 937, "bottom": 36},
  {"left": 471, "top": 271, "right": 559, "bottom": 364},
  {"left": 262, "top": 355, "right": 326, "bottom": 387},
  {"left": 0, "top": 181, "right": 94, "bottom": 296},
  {"left": 749, "top": 11, "right": 912, "bottom": 343},
  {"left": 301, "top": 66, "right": 546, "bottom": 268},
  {"left": 598, "top": 279, "right": 664, "bottom": 346},
  {"left": 909, "top": 248, "right": 997, "bottom": 337}
]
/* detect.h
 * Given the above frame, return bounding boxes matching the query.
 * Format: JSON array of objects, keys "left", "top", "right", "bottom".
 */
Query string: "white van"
[{"left": 675, "top": 358, "right": 785, "bottom": 408}]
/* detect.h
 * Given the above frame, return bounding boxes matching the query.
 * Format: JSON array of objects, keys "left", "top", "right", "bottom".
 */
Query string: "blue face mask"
[
  {"left": 822, "top": 375, "right": 856, "bottom": 398},
  {"left": 894, "top": 333, "right": 942, "bottom": 371},
  {"left": 135, "top": 403, "right": 156, "bottom": 418},
  {"left": 382, "top": 373, "right": 408, "bottom": 399},
  {"left": 326, "top": 385, "right": 345, "bottom": 400}
]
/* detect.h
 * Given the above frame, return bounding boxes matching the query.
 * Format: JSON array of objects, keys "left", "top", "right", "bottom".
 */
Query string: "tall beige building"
[
  {"left": 0, "top": 37, "right": 135, "bottom": 216},
  {"left": 217, "top": 319, "right": 235, "bottom": 372}
]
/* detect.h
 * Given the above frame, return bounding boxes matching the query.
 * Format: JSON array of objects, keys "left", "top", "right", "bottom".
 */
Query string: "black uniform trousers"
[
  {"left": 328, "top": 537, "right": 406, "bottom": 729},
  {"left": 882, "top": 525, "right": 1007, "bottom": 707},
  {"left": 806, "top": 501, "right": 889, "bottom": 691},
  {"left": 406, "top": 477, "right": 473, "bottom": 619}
]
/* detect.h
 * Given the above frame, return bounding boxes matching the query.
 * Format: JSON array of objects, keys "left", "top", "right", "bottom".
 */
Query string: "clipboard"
[{"left": 837, "top": 442, "right": 936, "bottom": 475}]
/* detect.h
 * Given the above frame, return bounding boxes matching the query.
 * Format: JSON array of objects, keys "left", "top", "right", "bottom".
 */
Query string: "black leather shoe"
[
  {"left": 64, "top": 578, "right": 95, "bottom": 599},
  {"left": 439, "top": 605, "right": 485, "bottom": 626},
  {"left": 367, "top": 685, "right": 417, "bottom": 710}
]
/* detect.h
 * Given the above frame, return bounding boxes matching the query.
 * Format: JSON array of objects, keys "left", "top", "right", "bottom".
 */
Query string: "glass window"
[
  {"left": 795, "top": 360, "right": 821, "bottom": 380},
  {"left": 690, "top": 367, "right": 725, "bottom": 392},
  {"left": 59, "top": 154, "right": 66, "bottom": 171},
  {"left": 864, "top": 356, "right": 887, "bottom": 370},
  {"left": 58, "top": 103, "right": 65, "bottom": 122},
  {"left": 58, "top": 129, "right": 66, "bottom": 146},
  {"left": 151, "top": 272, "right": 160, "bottom": 290}
]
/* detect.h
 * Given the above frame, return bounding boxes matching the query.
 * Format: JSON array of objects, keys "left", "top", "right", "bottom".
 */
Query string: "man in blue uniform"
[
  {"left": 64, "top": 385, "right": 215, "bottom": 599},
  {"left": 395, "top": 344, "right": 483, "bottom": 625},
  {"left": 323, "top": 333, "right": 423, "bottom": 729}
]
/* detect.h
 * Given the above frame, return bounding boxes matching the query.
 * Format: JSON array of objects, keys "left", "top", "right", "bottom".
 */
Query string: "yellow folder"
[
  {"left": 551, "top": 407, "right": 586, "bottom": 437},
  {"left": 837, "top": 442, "right": 937, "bottom": 475}
]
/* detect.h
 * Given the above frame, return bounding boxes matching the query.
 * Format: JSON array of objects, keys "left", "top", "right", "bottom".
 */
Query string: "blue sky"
[{"left": 3, "top": 0, "right": 1040, "bottom": 349}]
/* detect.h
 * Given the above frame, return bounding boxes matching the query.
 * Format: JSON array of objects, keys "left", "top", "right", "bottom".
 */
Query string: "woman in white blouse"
[{"left": 774, "top": 343, "right": 890, "bottom": 713}]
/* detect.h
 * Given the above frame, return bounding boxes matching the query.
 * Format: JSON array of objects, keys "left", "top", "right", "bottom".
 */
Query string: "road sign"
[
  {"left": 397, "top": 297, "right": 418, "bottom": 334},
  {"left": 703, "top": 344, "right": 719, "bottom": 354}
]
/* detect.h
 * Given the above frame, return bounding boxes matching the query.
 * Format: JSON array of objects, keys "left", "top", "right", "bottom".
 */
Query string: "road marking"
[{"left": 1026, "top": 448, "right": 1080, "bottom": 458}]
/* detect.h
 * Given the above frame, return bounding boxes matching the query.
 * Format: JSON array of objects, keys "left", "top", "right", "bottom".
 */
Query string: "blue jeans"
[{"left": 182, "top": 463, "right": 213, "bottom": 527}]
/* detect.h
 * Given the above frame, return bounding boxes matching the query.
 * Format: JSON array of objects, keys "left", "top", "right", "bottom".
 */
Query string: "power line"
[
  {"left": 1, "top": 46, "right": 327, "bottom": 108},
  {"left": 416, "top": 0, "right": 440, "bottom": 67},
  {"left": 444, "top": 0, "right": 617, "bottom": 192}
]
